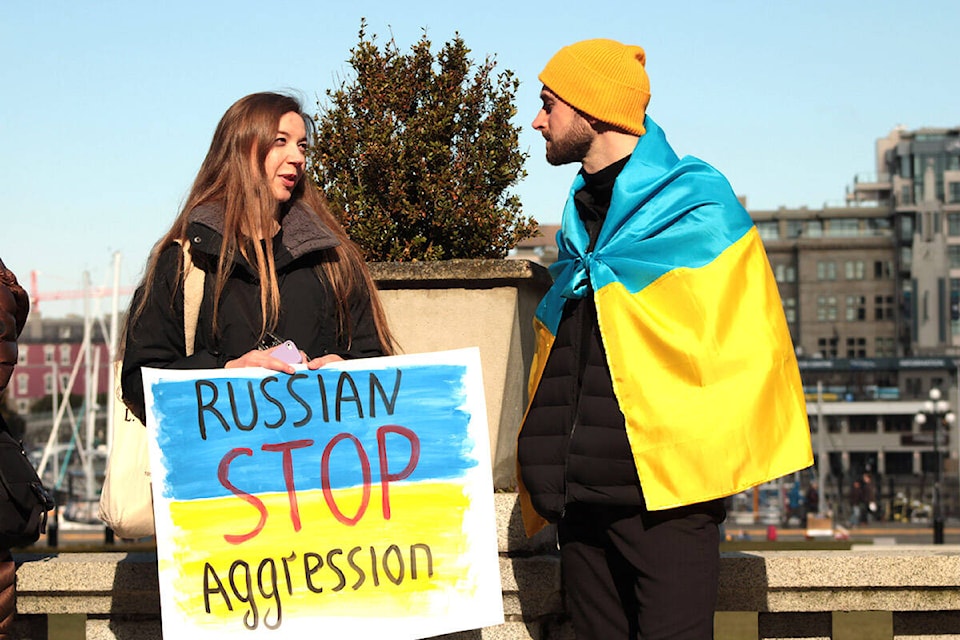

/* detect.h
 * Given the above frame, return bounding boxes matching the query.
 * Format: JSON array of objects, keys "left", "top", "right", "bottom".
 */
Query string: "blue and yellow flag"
[{"left": 523, "top": 116, "right": 812, "bottom": 524}]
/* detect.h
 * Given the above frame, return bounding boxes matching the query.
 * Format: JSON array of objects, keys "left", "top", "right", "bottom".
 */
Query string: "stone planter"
[{"left": 369, "top": 259, "right": 552, "bottom": 489}]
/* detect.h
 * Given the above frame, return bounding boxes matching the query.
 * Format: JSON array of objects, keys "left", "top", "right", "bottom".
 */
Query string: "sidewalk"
[{"left": 724, "top": 519, "right": 960, "bottom": 545}]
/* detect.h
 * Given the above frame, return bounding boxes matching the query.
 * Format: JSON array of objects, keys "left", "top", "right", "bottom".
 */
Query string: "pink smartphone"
[{"left": 268, "top": 340, "right": 303, "bottom": 364}]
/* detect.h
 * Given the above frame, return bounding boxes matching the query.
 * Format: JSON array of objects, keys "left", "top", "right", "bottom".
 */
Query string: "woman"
[{"left": 121, "top": 92, "right": 395, "bottom": 420}]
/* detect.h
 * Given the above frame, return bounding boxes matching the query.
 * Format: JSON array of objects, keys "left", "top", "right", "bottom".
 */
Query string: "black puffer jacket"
[
  {"left": 121, "top": 202, "right": 384, "bottom": 422},
  {"left": 517, "top": 157, "right": 642, "bottom": 523}
]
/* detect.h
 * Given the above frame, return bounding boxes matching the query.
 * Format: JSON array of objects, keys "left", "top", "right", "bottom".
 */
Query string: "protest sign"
[{"left": 142, "top": 347, "right": 503, "bottom": 638}]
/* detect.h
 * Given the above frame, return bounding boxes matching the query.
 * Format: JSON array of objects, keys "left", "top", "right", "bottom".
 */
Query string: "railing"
[{"left": 9, "top": 494, "right": 960, "bottom": 639}]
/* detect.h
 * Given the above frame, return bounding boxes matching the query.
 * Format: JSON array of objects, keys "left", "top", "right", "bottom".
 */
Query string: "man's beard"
[{"left": 545, "top": 119, "right": 593, "bottom": 166}]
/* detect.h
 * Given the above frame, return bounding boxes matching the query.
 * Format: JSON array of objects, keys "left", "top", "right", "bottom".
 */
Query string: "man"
[{"left": 516, "top": 39, "right": 813, "bottom": 639}]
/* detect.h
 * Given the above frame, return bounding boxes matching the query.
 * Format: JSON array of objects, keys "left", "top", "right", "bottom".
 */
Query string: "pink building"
[{"left": 5, "top": 316, "right": 112, "bottom": 415}]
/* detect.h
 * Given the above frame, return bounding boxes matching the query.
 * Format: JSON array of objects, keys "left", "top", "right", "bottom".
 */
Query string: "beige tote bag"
[{"left": 98, "top": 241, "right": 203, "bottom": 538}]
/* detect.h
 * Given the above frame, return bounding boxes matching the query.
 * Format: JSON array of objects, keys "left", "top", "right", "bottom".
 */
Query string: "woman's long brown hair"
[{"left": 128, "top": 92, "right": 396, "bottom": 355}]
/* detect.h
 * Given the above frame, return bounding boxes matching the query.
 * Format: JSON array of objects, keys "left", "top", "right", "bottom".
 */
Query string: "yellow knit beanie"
[{"left": 539, "top": 38, "right": 650, "bottom": 136}]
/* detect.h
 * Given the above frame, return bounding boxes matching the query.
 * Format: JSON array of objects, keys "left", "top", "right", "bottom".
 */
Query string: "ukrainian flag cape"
[{"left": 521, "top": 116, "right": 812, "bottom": 530}]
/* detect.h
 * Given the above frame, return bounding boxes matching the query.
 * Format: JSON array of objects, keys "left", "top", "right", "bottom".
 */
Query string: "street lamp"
[{"left": 914, "top": 388, "right": 955, "bottom": 544}]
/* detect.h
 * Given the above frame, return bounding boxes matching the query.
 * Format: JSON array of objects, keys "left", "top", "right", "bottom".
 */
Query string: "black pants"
[{"left": 557, "top": 500, "right": 726, "bottom": 640}]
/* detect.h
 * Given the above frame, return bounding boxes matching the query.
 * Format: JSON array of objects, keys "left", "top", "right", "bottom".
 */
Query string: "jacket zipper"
[{"left": 561, "top": 292, "right": 595, "bottom": 520}]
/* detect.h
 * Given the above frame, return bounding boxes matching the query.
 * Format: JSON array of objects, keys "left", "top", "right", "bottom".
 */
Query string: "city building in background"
[
  {"left": 509, "top": 223, "right": 560, "bottom": 266},
  {"left": 6, "top": 315, "right": 111, "bottom": 417}
]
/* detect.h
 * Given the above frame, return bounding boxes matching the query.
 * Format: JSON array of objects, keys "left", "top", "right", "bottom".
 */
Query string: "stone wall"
[
  {"left": 369, "top": 259, "right": 552, "bottom": 489},
  {"left": 10, "top": 494, "right": 960, "bottom": 639}
]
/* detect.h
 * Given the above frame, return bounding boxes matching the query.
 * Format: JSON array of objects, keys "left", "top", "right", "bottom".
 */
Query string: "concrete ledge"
[
  {"left": 15, "top": 552, "right": 159, "bottom": 615},
  {"left": 494, "top": 492, "right": 557, "bottom": 555},
  {"left": 23, "top": 550, "right": 955, "bottom": 616},
  {"left": 719, "top": 549, "right": 960, "bottom": 612},
  {"left": 369, "top": 261, "right": 551, "bottom": 490},
  {"left": 87, "top": 618, "right": 162, "bottom": 640},
  {"left": 369, "top": 259, "right": 552, "bottom": 289},
  {"left": 499, "top": 557, "right": 563, "bottom": 618},
  {"left": 11, "top": 494, "right": 960, "bottom": 639},
  {"left": 730, "top": 549, "right": 960, "bottom": 588}
]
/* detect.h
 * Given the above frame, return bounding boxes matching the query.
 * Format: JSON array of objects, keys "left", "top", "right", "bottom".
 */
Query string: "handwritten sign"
[{"left": 142, "top": 348, "right": 504, "bottom": 639}]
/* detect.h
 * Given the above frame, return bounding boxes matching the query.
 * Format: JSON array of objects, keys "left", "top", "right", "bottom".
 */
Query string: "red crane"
[{"left": 29, "top": 271, "right": 134, "bottom": 312}]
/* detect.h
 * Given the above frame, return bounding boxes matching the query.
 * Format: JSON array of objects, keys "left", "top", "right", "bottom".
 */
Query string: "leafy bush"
[{"left": 311, "top": 21, "right": 537, "bottom": 261}]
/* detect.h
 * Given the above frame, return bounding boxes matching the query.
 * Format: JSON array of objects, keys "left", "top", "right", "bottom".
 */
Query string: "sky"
[{"left": 2, "top": 1, "right": 959, "bottom": 317}]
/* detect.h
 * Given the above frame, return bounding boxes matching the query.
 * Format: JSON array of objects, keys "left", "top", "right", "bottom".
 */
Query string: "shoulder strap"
[{"left": 177, "top": 239, "right": 205, "bottom": 357}]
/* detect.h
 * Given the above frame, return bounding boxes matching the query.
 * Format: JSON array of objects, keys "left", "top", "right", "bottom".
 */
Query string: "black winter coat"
[
  {"left": 121, "top": 202, "right": 384, "bottom": 422},
  {"left": 517, "top": 158, "right": 643, "bottom": 523},
  {"left": 518, "top": 296, "right": 643, "bottom": 522}
]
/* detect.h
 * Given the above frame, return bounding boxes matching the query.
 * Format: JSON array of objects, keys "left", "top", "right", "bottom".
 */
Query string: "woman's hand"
[
  {"left": 224, "top": 350, "right": 343, "bottom": 373},
  {"left": 224, "top": 349, "right": 298, "bottom": 374},
  {"left": 306, "top": 353, "right": 344, "bottom": 370}
]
